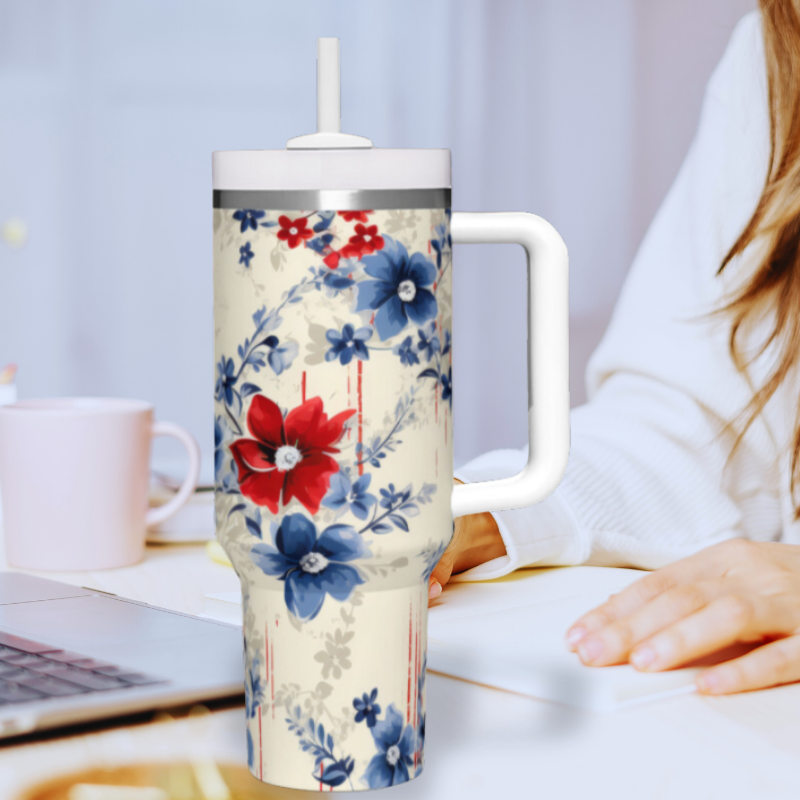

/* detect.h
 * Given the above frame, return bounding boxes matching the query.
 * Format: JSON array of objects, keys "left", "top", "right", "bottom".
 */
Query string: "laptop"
[{"left": 0, "top": 572, "right": 244, "bottom": 738}]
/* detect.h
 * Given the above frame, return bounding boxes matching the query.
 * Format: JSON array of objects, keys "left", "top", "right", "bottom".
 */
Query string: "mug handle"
[
  {"left": 145, "top": 421, "right": 202, "bottom": 527},
  {"left": 450, "top": 212, "right": 570, "bottom": 518}
]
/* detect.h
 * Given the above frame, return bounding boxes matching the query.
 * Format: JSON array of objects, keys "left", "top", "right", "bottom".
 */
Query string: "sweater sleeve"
[{"left": 452, "top": 12, "right": 784, "bottom": 582}]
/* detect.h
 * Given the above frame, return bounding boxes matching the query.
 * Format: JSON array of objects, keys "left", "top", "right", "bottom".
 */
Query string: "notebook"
[
  {"left": 202, "top": 566, "right": 700, "bottom": 712},
  {"left": 427, "top": 566, "right": 699, "bottom": 712}
]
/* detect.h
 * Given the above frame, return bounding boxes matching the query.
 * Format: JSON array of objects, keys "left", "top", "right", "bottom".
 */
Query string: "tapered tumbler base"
[{"left": 242, "top": 580, "right": 428, "bottom": 792}]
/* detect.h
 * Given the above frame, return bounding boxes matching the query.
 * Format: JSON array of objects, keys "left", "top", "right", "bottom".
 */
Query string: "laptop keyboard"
[{"left": 0, "top": 630, "right": 166, "bottom": 706}]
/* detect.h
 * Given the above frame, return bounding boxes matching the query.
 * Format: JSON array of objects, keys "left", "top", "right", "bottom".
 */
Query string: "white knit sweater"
[{"left": 454, "top": 12, "right": 800, "bottom": 581}]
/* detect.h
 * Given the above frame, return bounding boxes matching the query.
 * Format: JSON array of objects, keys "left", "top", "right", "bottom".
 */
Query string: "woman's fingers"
[
  {"left": 566, "top": 542, "right": 749, "bottom": 650},
  {"left": 574, "top": 582, "right": 717, "bottom": 666},
  {"left": 428, "top": 521, "right": 460, "bottom": 601},
  {"left": 428, "top": 555, "right": 453, "bottom": 600},
  {"left": 696, "top": 635, "right": 800, "bottom": 694},
  {"left": 429, "top": 480, "right": 465, "bottom": 602},
  {"left": 565, "top": 540, "right": 800, "bottom": 691},
  {"left": 567, "top": 570, "right": 678, "bottom": 649},
  {"left": 627, "top": 594, "right": 767, "bottom": 672}
]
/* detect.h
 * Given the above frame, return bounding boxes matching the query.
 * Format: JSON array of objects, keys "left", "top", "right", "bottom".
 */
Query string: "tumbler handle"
[{"left": 450, "top": 212, "right": 570, "bottom": 518}]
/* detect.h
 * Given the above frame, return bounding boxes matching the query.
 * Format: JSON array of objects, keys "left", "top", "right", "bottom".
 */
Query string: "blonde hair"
[{"left": 720, "top": 0, "right": 800, "bottom": 514}]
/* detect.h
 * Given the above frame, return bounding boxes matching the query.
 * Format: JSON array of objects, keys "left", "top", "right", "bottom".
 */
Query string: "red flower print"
[
  {"left": 277, "top": 216, "right": 313, "bottom": 249},
  {"left": 339, "top": 210, "right": 373, "bottom": 223},
  {"left": 230, "top": 395, "right": 355, "bottom": 515},
  {"left": 323, "top": 242, "right": 363, "bottom": 269},
  {"left": 323, "top": 251, "right": 342, "bottom": 269},
  {"left": 348, "top": 224, "right": 384, "bottom": 256}
]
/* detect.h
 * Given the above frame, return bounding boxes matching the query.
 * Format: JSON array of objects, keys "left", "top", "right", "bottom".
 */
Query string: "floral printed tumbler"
[{"left": 213, "top": 39, "right": 570, "bottom": 792}]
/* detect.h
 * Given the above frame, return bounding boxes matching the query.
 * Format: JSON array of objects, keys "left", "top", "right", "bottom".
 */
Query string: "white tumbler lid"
[{"left": 213, "top": 38, "right": 450, "bottom": 193}]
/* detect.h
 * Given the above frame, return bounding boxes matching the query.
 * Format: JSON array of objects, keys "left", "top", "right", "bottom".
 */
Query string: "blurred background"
[{"left": 0, "top": 0, "right": 756, "bottom": 470}]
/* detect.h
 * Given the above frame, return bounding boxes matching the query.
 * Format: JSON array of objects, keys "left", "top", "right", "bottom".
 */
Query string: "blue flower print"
[
  {"left": 442, "top": 328, "right": 452, "bottom": 356},
  {"left": 247, "top": 728, "right": 255, "bottom": 770},
  {"left": 420, "top": 541, "right": 447, "bottom": 583},
  {"left": 354, "top": 237, "right": 438, "bottom": 341},
  {"left": 263, "top": 335, "right": 299, "bottom": 376},
  {"left": 215, "top": 357, "right": 236, "bottom": 406},
  {"left": 379, "top": 483, "right": 411, "bottom": 510},
  {"left": 415, "top": 656, "right": 427, "bottom": 769},
  {"left": 321, "top": 471, "right": 377, "bottom": 520},
  {"left": 306, "top": 232, "right": 334, "bottom": 255},
  {"left": 347, "top": 474, "right": 377, "bottom": 519},
  {"left": 416, "top": 323, "right": 440, "bottom": 363},
  {"left": 214, "top": 416, "right": 227, "bottom": 480},
  {"left": 239, "top": 242, "right": 255, "bottom": 267},
  {"left": 244, "top": 653, "right": 264, "bottom": 771},
  {"left": 233, "top": 209, "right": 265, "bottom": 232},
  {"left": 393, "top": 336, "right": 419, "bottom": 367},
  {"left": 245, "top": 655, "right": 264, "bottom": 720},
  {"left": 251, "top": 514, "right": 369, "bottom": 621},
  {"left": 430, "top": 222, "right": 451, "bottom": 270},
  {"left": 322, "top": 269, "right": 355, "bottom": 292},
  {"left": 315, "top": 758, "right": 355, "bottom": 788},
  {"left": 353, "top": 688, "right": 381, "bottom": 728},
  {"left": 441, "top": 366, "right": 452, "bottom": 407},
  {"left": 362, "top": 704, "right": 416, "bottom": 788},
  {"left": 325, "top": 324, "right": 372, "bottom": 366},
  {"left": 286, "top": 708, "right": 355, "bottom": 788}
]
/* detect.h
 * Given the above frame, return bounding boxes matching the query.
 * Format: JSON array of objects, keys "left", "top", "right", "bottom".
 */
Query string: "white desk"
[{"left": 1, "top": 539, "right": 800, "bottom": 799}]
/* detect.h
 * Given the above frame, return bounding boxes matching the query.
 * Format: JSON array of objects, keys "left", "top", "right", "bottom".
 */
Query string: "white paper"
[{"left": 427, "top": 567, "right": 699, "bottom": 712}]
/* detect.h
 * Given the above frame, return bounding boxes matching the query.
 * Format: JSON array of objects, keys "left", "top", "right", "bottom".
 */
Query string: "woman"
[{"left": 433, "top": 3, "right": 800, "bottom": 694}]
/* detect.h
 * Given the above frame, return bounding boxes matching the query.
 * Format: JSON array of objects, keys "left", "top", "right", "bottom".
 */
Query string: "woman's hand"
[
  {"left": 428, "top": 488, "right": 506, "bottom": 600},
  {"left": 566, "top": 539, "right": 800, "bottom": 694}
]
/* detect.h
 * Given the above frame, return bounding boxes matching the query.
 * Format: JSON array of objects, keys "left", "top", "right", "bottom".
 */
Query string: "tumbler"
[{"left": 213, "top": 38, "right": 569, "bottom": 791}]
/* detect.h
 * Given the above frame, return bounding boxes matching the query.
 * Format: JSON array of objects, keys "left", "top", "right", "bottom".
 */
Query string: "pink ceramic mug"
[{"left": 0, "top": 398, "right": 201, "bottom": 570}]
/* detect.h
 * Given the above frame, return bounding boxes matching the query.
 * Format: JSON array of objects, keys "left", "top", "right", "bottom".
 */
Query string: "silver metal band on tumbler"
[{"left": 213, "top": 188, "right": 451, "bottom": 211}]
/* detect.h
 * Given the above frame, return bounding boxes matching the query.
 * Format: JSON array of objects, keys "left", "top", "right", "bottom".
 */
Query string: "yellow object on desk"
[
  {"left": 15, "top": 763, "right": 295, "bottom": 800},
  {"left": 0, "top": 362, "right": 18, "bottom": 384},
  {"left": 206, "top": 540, "right": 232, "bottom": 568}
]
